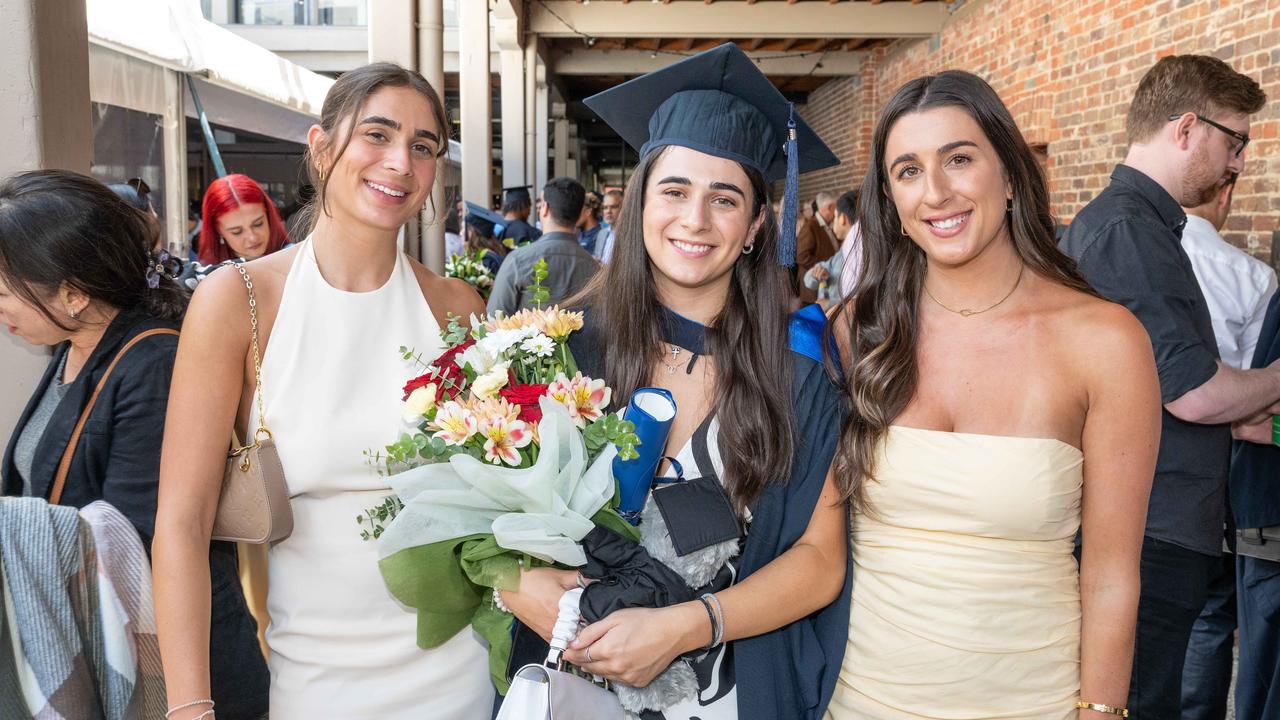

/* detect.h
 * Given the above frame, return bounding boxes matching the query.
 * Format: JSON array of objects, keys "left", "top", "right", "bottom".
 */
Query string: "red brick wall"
[{"left": 795, "top": 0, "right": 1280, "bottom": 259}]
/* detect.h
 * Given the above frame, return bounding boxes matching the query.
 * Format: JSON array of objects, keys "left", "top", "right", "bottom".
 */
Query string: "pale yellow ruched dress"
[{"left": 827, "top": 425, "right": 1084, "bottom": 720}]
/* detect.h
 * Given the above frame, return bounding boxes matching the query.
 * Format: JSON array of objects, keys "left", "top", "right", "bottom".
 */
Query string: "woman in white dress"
[{"left": 154, "top": 64, "right": 493, "bottom": 720}]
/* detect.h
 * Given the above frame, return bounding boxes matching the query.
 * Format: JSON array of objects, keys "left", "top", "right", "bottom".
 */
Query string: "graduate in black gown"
[
  {"left": 497, "top": 43, "right": 852, "bottom": 720},
  {"left": 498, "top": 185, "right": 542, "bottom": 247},
  {"left": 463, "top": 201, "right": 508, "bottom": 275}
]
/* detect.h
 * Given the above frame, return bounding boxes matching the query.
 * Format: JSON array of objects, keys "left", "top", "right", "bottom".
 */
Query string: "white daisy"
[{"left": 520, "top": 333, "right": 556, "bottom": 358}]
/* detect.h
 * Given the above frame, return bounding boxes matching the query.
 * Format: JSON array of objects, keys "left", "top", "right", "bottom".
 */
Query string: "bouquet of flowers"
[
  {"left": 359, "top": 262, "right": 640, "bottom": 690},
  {"left": 444, "top": 248, "right": 497, "bottom": 299}
]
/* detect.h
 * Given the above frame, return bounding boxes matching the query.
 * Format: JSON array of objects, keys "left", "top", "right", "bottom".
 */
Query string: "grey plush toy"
[{"left": 610, "top": 498, "right": 740, "bottom": 715}]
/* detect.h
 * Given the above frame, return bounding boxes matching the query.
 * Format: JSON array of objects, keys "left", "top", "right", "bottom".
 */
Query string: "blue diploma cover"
[{"left": 613, "top": 388, "right": 677, "bottom": 523}]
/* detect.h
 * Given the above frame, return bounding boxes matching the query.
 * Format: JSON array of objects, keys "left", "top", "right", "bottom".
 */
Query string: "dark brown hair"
[
  {"left": 303, "top": 62, "right": 450, "bottom": 230},
  {"left": 827, "top": 70, "right": 1096, "bottom": 508},
  {"left": 0, "top": 170, "right": 188, "bottom": 330},
  {"left": 465, "top": 224, "right": 506, "bottom": 258},
  {"left": 575, "top": 146, "right": 794, "bottom": 512},
  {"left": 1126, "top": 55, "right": 1267, "bottom": 144}
]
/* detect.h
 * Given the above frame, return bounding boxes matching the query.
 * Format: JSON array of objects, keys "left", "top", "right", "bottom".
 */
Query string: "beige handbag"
[{"left": 211, "top": 263, "right": 293, "bottom": 544}]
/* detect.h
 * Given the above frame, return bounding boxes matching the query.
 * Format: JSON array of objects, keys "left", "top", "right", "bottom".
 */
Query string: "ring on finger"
[{"left": 584, "top": 646, "right": 594, "bottom": 663}]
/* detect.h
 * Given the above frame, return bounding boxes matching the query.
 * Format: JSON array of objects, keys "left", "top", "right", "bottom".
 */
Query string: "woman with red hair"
[{"left": 181, "top": 174, "right": 289, "bottom": 289}]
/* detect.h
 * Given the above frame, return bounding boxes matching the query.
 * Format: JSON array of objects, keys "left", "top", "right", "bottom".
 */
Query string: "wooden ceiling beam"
[{"left": 530, "top": 1, "right": 948, "bottom": 39}]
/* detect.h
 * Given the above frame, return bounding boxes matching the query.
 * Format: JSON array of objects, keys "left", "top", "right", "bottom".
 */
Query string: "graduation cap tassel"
[{"left": 779, "top": 104, "right": 799, "bottom": 268}]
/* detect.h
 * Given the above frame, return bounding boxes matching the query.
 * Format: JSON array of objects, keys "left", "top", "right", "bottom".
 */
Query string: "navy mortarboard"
[
  {"left": 501, "top": 185, "right": 534, "bottom": 208},
  {"left": 464, "top": 201, "right": 505, "bottom": 238},
  {"left": 583, "top": 42, "right": 838, "bottom": 266}
]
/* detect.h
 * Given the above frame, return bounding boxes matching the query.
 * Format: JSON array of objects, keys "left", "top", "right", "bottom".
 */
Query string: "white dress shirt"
[
  {"left": 1181, "top": 214, "right": 1278, "bottom": 369},
  {"left": 839, "top": 223, "right": 863, "bottom": 299}
]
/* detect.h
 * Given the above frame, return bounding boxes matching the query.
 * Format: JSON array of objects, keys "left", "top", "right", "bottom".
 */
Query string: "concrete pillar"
[
  {"left": 459, "top": 0, "right": 492, "bottom": 206},
  {"left": 553, "top": 103, "right": 569, "bottom": 179},
  {"left": 419, "top": 0, "right": 447, "bottom": 273},
  {"left": 163, "top": 70, "right": 188, "bottom": 256},
  {"left": 368, "top": 0, "right": 419, "bottom": 257},
  {"left": 497, "top": 50, "right": 526, "bottom": 195},
  {"left": 534, "top": 60, "right": 549, "bottom": 194},
  {"left": 0, "top": 0, "right": 93, "bottom": 439},
  {"left": 524, "top": 41, "right": 537, "bottom": 192},
  {"left": 368, "top": 0, "right": 416, "bottom": 68},
  {"left": 568, "top": 125, "right": 581, "bottom": 181}
]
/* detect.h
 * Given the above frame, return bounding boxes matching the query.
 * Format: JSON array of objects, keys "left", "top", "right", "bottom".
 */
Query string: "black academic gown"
[
  {"left": 566, "top": 305, "right": 852, "bottom": 720},
  {"left": 501, "top": 219, "right": 542, "bottom": 247}
]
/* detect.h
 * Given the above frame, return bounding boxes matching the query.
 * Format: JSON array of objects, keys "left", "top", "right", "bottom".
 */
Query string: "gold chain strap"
[{"left": 231, "top": 262, "right": 273, "bottom": 456}]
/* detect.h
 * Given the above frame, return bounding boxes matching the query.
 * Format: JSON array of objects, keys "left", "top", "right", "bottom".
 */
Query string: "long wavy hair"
[
  {"left": 574, "top": 146, "right": 794, "bottom": 512},
  {"left": 827, "top": 71, "right": 1096, "bottom": 508}
]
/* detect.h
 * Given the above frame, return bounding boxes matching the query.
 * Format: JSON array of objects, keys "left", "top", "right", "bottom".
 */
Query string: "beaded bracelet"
[
  {"left": 166, "top": 700, "right": 214, "bottom": 719},
  {"left": 493, "top": 586, "right": 512, "bottom": 614}
]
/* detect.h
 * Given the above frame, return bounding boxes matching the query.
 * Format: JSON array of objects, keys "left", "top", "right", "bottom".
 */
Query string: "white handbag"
[{"left": 497, "top": 588, "right": 626, "bottom": 720}]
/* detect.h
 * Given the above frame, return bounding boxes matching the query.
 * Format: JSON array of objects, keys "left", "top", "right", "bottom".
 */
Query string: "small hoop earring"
[
  {"left": 69, "top": 308, "right": 80, "bottom": 320},
  {"left": 1006, "top": 197, "right": 1014, "bottom": 212},
  {"left": 901, "top": 225, "right": 910, "bottom": 237},
  {"left": 316, "top": 164, "right": 326, "bottom": 182},
  {"left": 742, "top": 243, "right": 755, "bottom": 255}
]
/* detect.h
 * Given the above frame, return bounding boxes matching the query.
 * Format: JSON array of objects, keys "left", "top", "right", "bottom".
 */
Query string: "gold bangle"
[{"left": 1076, "top": 701, "right": 1128, "bottom": 717}]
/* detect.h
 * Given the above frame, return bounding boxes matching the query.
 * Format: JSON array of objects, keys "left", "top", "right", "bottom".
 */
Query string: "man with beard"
[{"left": 1061, "top": 55, "right": 1267, "bottom": 719}]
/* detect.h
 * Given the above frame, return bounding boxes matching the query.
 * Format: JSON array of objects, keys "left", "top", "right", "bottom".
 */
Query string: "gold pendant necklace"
[{"left": 924, "top": 264, "right": 1025, "bottom": 317}]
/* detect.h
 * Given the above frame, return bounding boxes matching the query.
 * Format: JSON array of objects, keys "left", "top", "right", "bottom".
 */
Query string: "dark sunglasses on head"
[{"left": 1169, "top": 113, "right": 1250, "bottom": 157}]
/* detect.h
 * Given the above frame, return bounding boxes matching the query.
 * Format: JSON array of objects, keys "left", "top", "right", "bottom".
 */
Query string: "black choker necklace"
[{"left": 658, "top": 306, "right": 710, "bottom": 375}]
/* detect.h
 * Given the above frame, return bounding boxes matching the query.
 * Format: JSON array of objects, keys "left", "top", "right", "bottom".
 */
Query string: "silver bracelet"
[
  {"left": 701, "top": 593, "right": 725, "bottom": 647},
  {"left": 493, "top": 586, "right": 512, "bottom": 613},
  {"left": 166, "top": 700, "right": 214, "bottom": 719}
]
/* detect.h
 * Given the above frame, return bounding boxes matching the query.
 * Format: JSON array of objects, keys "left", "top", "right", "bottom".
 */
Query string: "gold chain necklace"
[{"left": 924, "top": 264, "right": 1025, "bottom": 317}]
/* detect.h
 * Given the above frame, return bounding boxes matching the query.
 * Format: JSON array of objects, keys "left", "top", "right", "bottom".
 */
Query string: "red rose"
[
  {"left": 431, "top": 339, "right": 475, "bottom": 369},
  {"left": 426, "top": 339, "right": 474, "bottom": 399},
  {"left": 434, "top": 365, "right": 467, "bottom": 399},
  {"left": 401, "top": 372, "right": 438, "bottom": 401},
  {"left": 500, "top": 383, "right": 550, "bottom": 424}
]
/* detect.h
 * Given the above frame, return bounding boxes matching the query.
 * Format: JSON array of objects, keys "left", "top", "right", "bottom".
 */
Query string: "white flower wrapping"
[{"left": 376, "top": 396, "right": 619, "bottom": 567}]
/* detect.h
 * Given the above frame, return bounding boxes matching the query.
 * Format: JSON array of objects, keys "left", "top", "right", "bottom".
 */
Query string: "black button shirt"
[{"left": 1061, "top": 164, "right": 1230, "bottom": 557}]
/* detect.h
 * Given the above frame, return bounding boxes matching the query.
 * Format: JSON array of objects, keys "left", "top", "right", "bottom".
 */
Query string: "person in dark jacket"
[
  {"left": 0, "top": 170, "right": 269, "bottom": 720},
  {"left": 1225, "top": 289, "right": 1280, "bottom": 719}
]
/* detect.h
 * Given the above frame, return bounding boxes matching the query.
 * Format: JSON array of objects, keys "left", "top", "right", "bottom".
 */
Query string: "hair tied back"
[{"left": 147, "top": 249, "right": 183, "bottom": 289}]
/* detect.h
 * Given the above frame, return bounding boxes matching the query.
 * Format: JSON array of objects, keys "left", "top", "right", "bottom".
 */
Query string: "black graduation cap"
[
  {"left": 502, "top": 185, "right": 534, "bottom": 207},
  {"left": 583, "top": 42, "right": 839, "bottom": 266},
  {"left": 464, "top": 201, "right": 505, "bottom": 236}
]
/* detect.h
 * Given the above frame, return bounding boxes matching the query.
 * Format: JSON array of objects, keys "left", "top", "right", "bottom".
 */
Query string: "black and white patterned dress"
[{"left": 640, "top": 415, "right": 745, "bottom": 720}]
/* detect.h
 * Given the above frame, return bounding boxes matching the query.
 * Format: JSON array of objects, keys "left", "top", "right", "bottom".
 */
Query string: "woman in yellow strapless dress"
[{"left": 824, "top": 71, "right": 1161, "bottom": 720}]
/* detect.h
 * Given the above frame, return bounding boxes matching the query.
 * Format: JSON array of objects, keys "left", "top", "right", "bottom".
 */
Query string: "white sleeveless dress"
[{"left": 251, "top": 238, "right": 493, "bottom": 719}]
